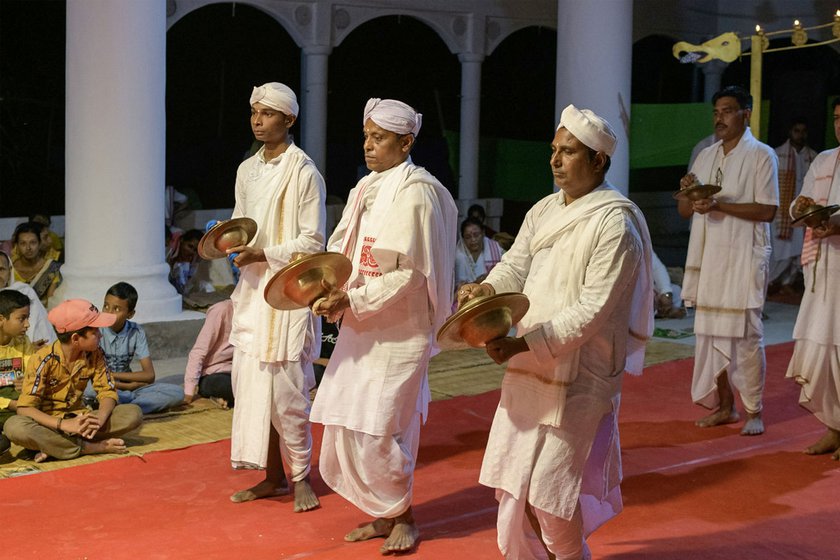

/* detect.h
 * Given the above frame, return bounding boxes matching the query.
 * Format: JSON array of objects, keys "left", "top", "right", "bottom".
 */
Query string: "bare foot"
[
  {"left": 230, "top": 479, "right": 290, "bottom": 503},
  {"left": 833, "top": 449, "right": 840, "bottom": 461},
  {"left": 695, "top": 408, "right": 740, "bottom": 428},
  {"left": 34, "top": 451, "right": 50, "bottom": 463},
  {"left": 209, "top": 397, "right": 229, "bottom": 410},
  {"left": 293, "top": 477, "right": 320, "bottom": 512},
  {"left": 740, "top": 413, "right": 764, "bottom": 436},
  {"left": 81, "top": 438, "right": 128, "bottom": 455},
  {"left": 345, "top": 518, "right": 394, "bottom": 542},
  {"left": 381, "top": 510, "right": 419, "bottom": 555},
  {"left": 804, "top": 429, "right": 840, "bottom": 455}
]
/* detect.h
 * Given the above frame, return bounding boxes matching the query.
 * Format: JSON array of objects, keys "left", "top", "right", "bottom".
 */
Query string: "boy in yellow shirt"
[
  {"left": 0, "top": 289, "right": 36, "bottom": 455},
  {"left": 3, "top": 299, "right": 143, "bottom": 462}
]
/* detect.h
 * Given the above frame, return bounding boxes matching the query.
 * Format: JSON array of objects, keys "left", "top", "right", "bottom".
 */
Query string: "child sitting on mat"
[
  {"left": 84, "top": 282, "right": 184, "bottom": 415},
  {"left": 4, "top": 299, "right": 143, "bottom": 462},
  {"left": 0, "top": 290, "right": 37, "bottom": 455}
]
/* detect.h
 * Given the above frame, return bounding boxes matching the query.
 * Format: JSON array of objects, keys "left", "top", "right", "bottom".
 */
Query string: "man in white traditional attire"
[
  {"left": 459, "top": 105, "right": 654, "bottom": 560},
  {"left": 310, "top": 98, "right": 458, "bottom": 554},
  {"left": 225, "top": 82, "right": 326, "bottom": 512},
  {"left": 678, "top": 85, "right": 779, "bottom": 436},
  {"left": 785, "top": 98, "right": 840, "bottom": 460},
  {"left": 770, "top": 118, "right": 817, "bottom": 294}
]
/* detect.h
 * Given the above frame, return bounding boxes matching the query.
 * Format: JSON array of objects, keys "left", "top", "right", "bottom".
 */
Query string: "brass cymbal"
[
  {"left": 197, "top": 217, "right": 258, "bottom": 260},
  {"left": 791, "top": 204, "right": 840, "bottom": 228},
  {"left": 436, "top": 292, "right": 530, "bottom": 350},
  {"left": 264, "top": 252, "right": 353, "bottom": 310},
  {"left": 673, "top": 184, "right": 722, "bottom": 201}
]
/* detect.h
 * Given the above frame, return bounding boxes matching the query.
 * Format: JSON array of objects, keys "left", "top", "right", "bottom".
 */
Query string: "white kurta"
[
  {"left": 311, "top": 160, "right": 458, "bottom": 517},
  {"left": 479, "top": 184, "right": 652, "bottom": 540},
  {"left": 683, "top": 128, "right": 779, "bottom": 412},
  {"left": 228, "top": 143, "right": 326, "bottom": 472},
  {"left": 786, "top": 147, "right": 840, "bottom": 431},
  {"left": 770, "top": 140, "right": 817, "bottom": 281}
]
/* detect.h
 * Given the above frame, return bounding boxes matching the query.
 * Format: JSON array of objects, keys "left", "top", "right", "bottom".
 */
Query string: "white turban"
[
  {"left": 557, "top": 104, "right": 616, "bottom": 156},
  {"left": 363, "top": 98, "right": 422, "bottom": 136},
  {"left": 250, "top": 82, "right": 299, "bottom": 117}
]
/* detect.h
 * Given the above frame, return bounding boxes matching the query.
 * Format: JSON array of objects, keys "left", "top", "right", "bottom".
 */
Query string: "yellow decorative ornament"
[{"left": 672, "top": 32, "right": 742, "bottom": 64}]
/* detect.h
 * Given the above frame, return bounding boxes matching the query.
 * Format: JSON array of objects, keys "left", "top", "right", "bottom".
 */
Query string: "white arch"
[{"left": 166, "top": 0, "right": 557, "bottom": 58}]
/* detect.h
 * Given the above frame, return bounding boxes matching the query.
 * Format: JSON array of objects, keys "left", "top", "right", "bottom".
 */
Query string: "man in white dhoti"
[
  {"left": 459, "top": 105, "right": 653, "bottom": 560},
  {"left": 225, "top": 82, "right": 326, "bottom": 512},
  {"left": 770, "top": 118, "right": 817, "bottom": 294},
  {"left": 678, "top": 86, "right": 779, "bottom": 436},
  {"left": 310, "top": 98, "right": 458, "bottom": 554},
  {"left": 786, "top": 98, "right": 840, "bottom": 460}
]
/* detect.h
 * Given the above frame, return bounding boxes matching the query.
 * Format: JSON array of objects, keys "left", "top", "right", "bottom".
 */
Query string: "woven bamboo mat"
[
  {"left": 0, "top": 399, "right": 232, "bottom": 478},
  {"left": 0, "top": 340, "right": 691, "bottom": 477}
]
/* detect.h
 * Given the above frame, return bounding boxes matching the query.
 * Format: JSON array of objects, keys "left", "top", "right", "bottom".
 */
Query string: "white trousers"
[
  {"left": 496, "top": 490, "right": 591, "bottom": 560},
  {"left": 692, "top": 308, "right": 765, "bottom": 414},
  {"left": 230, "top": 349, "right": 314, "bottom": 481},
  {"left": 319, "top": 412, "right": 421, "bottom": 519}
]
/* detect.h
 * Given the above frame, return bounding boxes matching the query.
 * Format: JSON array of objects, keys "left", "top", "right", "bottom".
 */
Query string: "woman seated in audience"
[
  {"left": 454, "top": 217, "right": 505, "bottom": 292},
  {"left": 10, "top": 222, "right": 62, "bottom": 307},
  {"left": 0, "top": 250, "right": 56, "bottom": 346}
]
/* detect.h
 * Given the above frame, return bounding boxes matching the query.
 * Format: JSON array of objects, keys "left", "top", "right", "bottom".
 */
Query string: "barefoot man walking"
[
  {"left": 678, "top": 86, "right": 779, "bottom": 436},
  {"left": 226, "top": 82, "right": 326, "bottom": 512},
  {"left": 311, "top": 98, "right": 457, "bottom": 554}
]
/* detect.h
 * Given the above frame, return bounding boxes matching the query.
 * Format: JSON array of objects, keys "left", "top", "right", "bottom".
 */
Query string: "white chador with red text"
[
  {"left": 310, "top": 159, "right": 457, "bottom": 517},
  {"left": 786, "top": 147, "right": 840, "bottom": 431}
]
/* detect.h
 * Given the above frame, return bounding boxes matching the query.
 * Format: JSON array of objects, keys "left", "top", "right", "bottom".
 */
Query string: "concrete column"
[
  {"left": 702, "top": 59, "right": 728, "bottom": 102},
  {"left": 555, "top": 0, "right": 633, "bottom": 194},
  {"left": 61, "top": 0, "right": 181, "bottom": 321},
  {"left": 458, "top": 53, "right": 483, "bottom": 200},
  {"left": 301, "top": 45, "right": 331, "bottom": 175}
]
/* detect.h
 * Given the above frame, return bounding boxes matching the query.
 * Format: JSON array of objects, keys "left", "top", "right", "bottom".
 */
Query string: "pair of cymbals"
[
  {"left": 672, "top": 184, "right": 722, "bottom": 202},
  {"left": 264, "top": 252, "right": 353, "bottom": 310},
  {"left": 791, "top": 204, "right": 840, "bottom": 228},
  {"left": 197, "top": 217, "right": 258, "bottom": 260},
  {"left": 437, "top": 292, "right": 529, "bottom": 350}
]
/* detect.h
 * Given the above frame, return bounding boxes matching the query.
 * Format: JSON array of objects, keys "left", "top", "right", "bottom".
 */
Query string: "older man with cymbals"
[
  {"left": 459, "top": 104, "right": 653, "bottom": 560},
  {"left": 311, "top": 98, "right": 458, "bottom": 554}
]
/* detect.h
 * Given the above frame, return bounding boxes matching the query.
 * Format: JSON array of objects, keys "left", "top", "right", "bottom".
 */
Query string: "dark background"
[{"left": 2, "top": 0, "right": 838, "bottom": 220}]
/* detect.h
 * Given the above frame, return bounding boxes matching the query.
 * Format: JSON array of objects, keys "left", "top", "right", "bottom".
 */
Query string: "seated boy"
[
  {"left": 0, "top": 290, "right": 36, "bottom": 455},
  {"left": 87, "top": 282, "right": 183, "bottom": 415},
  {"left": 4, "top": 299, "right": 143, "bottom": 461},
  {"left": 183, "top": 299, "right": 234, "bottom": 409}
]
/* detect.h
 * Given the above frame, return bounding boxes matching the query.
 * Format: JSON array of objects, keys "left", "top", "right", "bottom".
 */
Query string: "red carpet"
[{"left": 5, "top": 342, "right": 840, "bottom": 559}]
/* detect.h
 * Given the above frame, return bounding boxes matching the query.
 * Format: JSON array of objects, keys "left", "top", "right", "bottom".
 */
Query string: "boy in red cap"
[{"left": 3, "top": 299, "right": 143, "bottom": 462}]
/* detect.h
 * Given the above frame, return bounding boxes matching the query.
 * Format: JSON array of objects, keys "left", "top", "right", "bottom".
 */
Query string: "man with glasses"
[{"left": 677, "top": 85, "right": 779, "bottom": 436}]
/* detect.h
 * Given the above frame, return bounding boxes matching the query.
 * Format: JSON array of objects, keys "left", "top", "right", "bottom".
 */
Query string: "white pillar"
[
  {"left": 301, "top": 45, "right": 331, "bottom": 175},
  {"left": 555, "top": 0, "right": 633, "bottom": 194},
  {"left": 61, "top": 0, "right": 181, "bottom": 321},
  {"left": 458, "top": 53, "right": 483, "bottom": 200},
  {"left": 702, "top": 60, "right": 728, "bottom": 102}
]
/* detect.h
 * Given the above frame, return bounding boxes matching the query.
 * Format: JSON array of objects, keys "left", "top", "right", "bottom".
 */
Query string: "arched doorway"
[
  {"left": 326, "top": 15, "right": 460, "bottom": 201},
  {"left": 166, "top": 3, "right": 300, "bottom": 209}
]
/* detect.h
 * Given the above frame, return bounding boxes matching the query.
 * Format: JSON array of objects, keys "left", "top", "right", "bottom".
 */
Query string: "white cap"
[
  {"left": 557, "top": 104, "right": 617, "bottom": 156},
  {"left": 250, "top": 82, "right": 299, "bottom": 117},
  {"left": 363, "top": 98, "right": 422, "bottom": 136}
]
